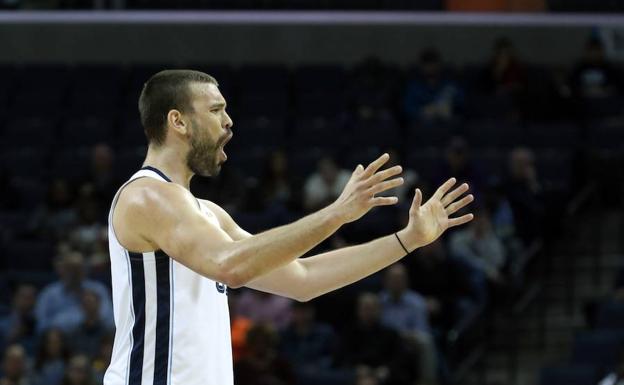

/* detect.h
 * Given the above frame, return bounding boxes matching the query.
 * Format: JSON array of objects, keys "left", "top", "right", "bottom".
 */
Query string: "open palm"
[{"left": 399, "top": 178, "right": 474, "bottom": 250}]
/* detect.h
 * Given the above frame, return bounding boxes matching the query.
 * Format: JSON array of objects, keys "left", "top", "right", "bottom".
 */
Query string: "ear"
[{"left": 167, "top": 109, "right": 189, "bottom": 136}]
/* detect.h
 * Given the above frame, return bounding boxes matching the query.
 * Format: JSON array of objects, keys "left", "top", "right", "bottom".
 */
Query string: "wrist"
[
  {"left": 397, "top": 227, "right": 422, "bottom": 252},
  {"left": 322, "top": 203, "right": 346, "bottom": 228}
]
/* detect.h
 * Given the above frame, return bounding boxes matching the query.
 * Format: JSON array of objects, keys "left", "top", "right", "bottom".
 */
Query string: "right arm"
[{"left": 115, "top": 154, "right": 403, "bottom": 288}]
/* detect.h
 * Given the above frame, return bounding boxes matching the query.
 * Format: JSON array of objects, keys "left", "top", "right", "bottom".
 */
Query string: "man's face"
[{"left": 185, "top": 83, "right": 233, "bottom": 177}]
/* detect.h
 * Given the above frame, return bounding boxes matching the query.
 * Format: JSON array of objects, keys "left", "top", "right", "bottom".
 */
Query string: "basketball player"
[{"left": 104, "top": 70, "right": 474, "bottom": 385}]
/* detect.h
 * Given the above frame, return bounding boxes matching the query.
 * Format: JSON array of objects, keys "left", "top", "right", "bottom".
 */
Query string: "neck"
[{"left": 143, "top": 145, "right": 194, "bottom": 189}]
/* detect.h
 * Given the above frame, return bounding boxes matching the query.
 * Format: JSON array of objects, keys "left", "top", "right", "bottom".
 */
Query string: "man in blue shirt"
[
  {"left": 34, "top": 251, "right": 113, "bottom": 333},
  {"left": 379, "top": 263, "right": 437, "bottom": 385}
]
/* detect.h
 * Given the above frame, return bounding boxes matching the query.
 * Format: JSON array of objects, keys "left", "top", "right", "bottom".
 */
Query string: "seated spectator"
[
  {"left": 34, "top": 329, "right": 69, "bottom": 385},
  {"left": 337, "top": 293, "right": 405, "bottom": 385},
  {"left": 503, "top": 147, "right": 544, "bottom": 245},
  {"left": 90, "top": 333, "right": 112, "bottom": 385},
  {"left": 34, "top": 251, "right": 113, "bottom": 333},
  {"left": 259, "top": 150, "right": 301, "bottom": 211},
  {"left": 404, "top": 48, "right": 464, "bottom": 124},
  {"left": 1, "top": 344, "right": 33, "bottom": 385},
  {"left": 0, "top": 285, "right": 37, "bottom": 354},
  {"left": 571, "top": 36, "right": 621, "bottom": 100},
  {"left": 234, "top": 323, "right": 295, "bottom": 385},
  {"left": 66, "top": 290, "right": 114, "bottom": 358},
  {"left": 80, "top": 143, "right": 118, "bottom": 207},
  {"left": 229, "top": 291, "right": 253, "bottom": 363},
  {"left": 29, "top": 178, "right": 78, "bottom": 241},
  {"left": 236, "top": 290, "right": 292, "bottom": 330},
  {"left": 435, "top": 137, "right": 483, "bottom": 195},
  {"left": 280, "top": 301, "right": 348, "bottom": 384},
  {"left": 60, "top": 355, "right": 96, "bottom": 385},
  {"left": 408, "top": 240, "right": 487, "bottom": 331},
  {"left": 379, "top": 264, "right": 437, "bottom": 385},
  {"left": 303, "top": 156, "right": 350, "bottom": 212},
  {"left": 449, "top": 207, "right": 507, "bottom": 286},
  {"left": 68, "top": 193, "right": 105, "bottom": 257},
  {"left": 486, "top": 37, "right": 526, "bottom": 96}
]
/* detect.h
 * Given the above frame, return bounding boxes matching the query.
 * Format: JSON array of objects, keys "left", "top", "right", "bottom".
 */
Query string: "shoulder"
[{"left": 119, "top": 178, "right": 193, "bottom": 213}]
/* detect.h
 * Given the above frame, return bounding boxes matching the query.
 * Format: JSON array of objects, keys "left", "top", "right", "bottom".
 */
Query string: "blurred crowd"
[{"left": 0, "top": 34, "right": 622, "bottom": 385}]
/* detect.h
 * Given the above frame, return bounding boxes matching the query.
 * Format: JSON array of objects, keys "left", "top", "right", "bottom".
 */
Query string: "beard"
[{"left": 186, "top": 120, "right": 226, "bottom": 177}]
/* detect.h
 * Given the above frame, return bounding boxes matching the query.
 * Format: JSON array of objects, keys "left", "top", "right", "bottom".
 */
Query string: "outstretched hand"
[
  {"left": 398, "top": 178, "right": 474, "bottom": 251},
  {"left": 330, "top": 153, "right": 404, "bottom": 224}
]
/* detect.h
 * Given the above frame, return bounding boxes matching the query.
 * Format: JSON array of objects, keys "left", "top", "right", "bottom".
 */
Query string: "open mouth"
[{"left": 219, "top": 132, "right": 233, "bottom": 161}]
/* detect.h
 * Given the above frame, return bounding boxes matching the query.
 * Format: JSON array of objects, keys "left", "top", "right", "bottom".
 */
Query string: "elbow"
[
  {"left": 293, "top": 290, "right": 317, "bottom": 303},
  {"left": 218, "top": 269, "right": 250, "bottom": 289}
]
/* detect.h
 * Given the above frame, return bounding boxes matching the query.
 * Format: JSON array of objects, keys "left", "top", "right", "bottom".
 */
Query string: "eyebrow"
[{"left": 210, "top": 102, "right": 226, "bottom": 109}]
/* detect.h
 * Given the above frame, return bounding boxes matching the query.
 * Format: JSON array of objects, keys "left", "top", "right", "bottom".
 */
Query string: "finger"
[
  {"left": 352, "top": 164, "right": 364, "bottom": 175},
  {"left": 363, "top": 153, "right": 390, "bottom": 178},
  {"left": 371, "top": 196, "right": 399, "bottom": 206},
  {"left": 368, "top": 177, "right": 404, "bottom": 195},
  {"left": 445, "top": 194, "right": 474, "bottom": 215},
  {"left": 441, "top": 183, "right": 469, "bottom": 207},
  {"left": 366, "top": 165, "right": 403, "bottom": 186},
  {"left": 448, "top": 213, "right": 474, "bottom": 227},
  {"left": 410, "top": 188, "right": 422, "bottom": 215},
  {"left": 432, "top": 178, "right": 457, "bottom": 201}
]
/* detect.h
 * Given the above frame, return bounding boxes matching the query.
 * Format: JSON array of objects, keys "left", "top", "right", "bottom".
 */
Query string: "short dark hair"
[{"left": 138, "top": 69, "right": 218, "bottom": 146}]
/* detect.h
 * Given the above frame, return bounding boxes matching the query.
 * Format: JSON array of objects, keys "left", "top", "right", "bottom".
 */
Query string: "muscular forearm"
[
  {"left": 219, "top": 205, "right": 343, "bottom": 287},
  {"left": 297, "top": 232, "right": 411, "bottom": 300}
]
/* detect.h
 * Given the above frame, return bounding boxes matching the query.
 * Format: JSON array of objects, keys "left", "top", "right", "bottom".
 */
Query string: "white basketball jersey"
[{"left": 104, "top": 167, "right": 233, "bottom": 385}]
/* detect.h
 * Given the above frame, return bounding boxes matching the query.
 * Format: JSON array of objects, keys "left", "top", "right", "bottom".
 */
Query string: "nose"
[{"left": 224, "top": 111, "right": 233, "bottom": 130}]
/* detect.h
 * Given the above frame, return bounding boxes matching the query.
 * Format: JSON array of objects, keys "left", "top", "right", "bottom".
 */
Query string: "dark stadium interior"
[{"left": 1, "top": 9, "right": 624, "bottom": 385}]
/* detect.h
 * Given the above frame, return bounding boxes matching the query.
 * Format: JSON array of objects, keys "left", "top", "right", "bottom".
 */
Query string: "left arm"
[{"left": 202, "top": 179, "right": 473, "bottom": 301}]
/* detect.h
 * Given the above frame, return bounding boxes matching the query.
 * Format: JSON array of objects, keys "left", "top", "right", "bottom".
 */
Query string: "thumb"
[
  {"left": 354, "top": 164, "right": 364, "bottom": 174},
  {"left": 410, "top": 188, "right": 422, "bottom": 215}
]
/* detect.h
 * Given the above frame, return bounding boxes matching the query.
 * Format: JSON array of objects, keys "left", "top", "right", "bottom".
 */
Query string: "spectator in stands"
[
  {"left": 303, "top": 156, "right": 350, "bottom": 212},
  {"left": 81, "top": 143, "right": 117, "bottom": 207},
  {"left": 408, "top": 241, "right": 487, "bottom": 331},
  {"left": 90, "top": 332, "right": 112, "bottom": 384},
  {"left": 435, "top": 137, "right": 483, "bottom": 194},
  {"left": 236, "top": 290, "right": 292, "bottom": 330},
  {"left": 503, "top": 147, "right": 544, "bottom": 245},
  {"left": 234, "top": 323, "right": 295, "bottom": 385},
  {"left": 34, "top": 329, "right": 69, "bottom": 385},
  {"left": 1, "top": 344, "right": 32, "bottom": 385},
  {"left": 59, "top": 355, "right": 95, "bottom": 385},
  {"left": 0, "top": 285, "right": 37, "bottom": 353},
  {"left": 571, "top": 36, "right": 621, "bottom": 100},
  {"left": 34, "top": 251, "right": 113, "bottom": 333},
  {"left": 260, "top": 150, "right": 300, "bottom": 211},
  {"left": 280, "top": 301, "right": 346, "bottom": 384},
  {"left": 404, "top": 48, "right": 464, "bottom": 124},
  {"left": 229, "top": 291, "right": 253, "bottom": 363},
  {"left": 337, "top": 293, "right": 403, "bottom": 385},
  {"left": 483, "top": 181, "right": 517, "bottom": 244},
  {"left": 449, "top": 207, "right": 508, "bottom": 296},
  {"left": 379, "top": 263, "right": 437, "bottom": 385},
  {"left": 486, "top": 37, "right": 526, "bottom": 96},
  {"left": 30, "top": 178, "right": 78, "bottom": 240},
  {"left": 68, "top": 192, "right": 104, "bottom": 257},
  {"left": 66, "top": 289, "right": 113, "bottom": 358}
]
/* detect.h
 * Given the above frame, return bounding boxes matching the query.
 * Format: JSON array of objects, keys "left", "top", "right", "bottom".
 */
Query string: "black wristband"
[{"left": 394, "top": 232, "right": 410, "bottom": 255}]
